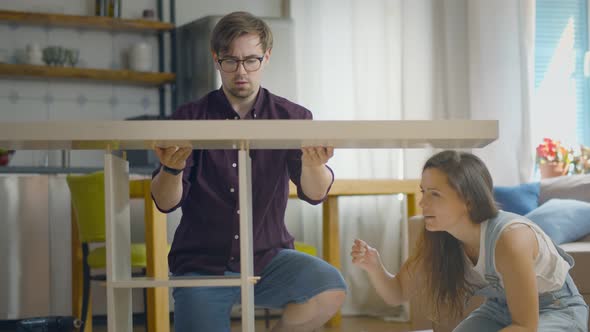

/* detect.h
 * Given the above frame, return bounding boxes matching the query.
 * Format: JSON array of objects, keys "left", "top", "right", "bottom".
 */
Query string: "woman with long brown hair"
[{"left": 351, "top": 150, "right": 588, "bottom": 331}]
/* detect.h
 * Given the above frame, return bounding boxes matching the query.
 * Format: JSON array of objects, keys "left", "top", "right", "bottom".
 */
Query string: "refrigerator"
[
  {"left": 175, "top": 15, "right": 297, "bottom": 106},
  {"left": 0, "top": 175, "right": 52, "bottom": 321}
]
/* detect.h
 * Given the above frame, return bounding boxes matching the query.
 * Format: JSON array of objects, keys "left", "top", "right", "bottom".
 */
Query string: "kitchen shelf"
[
  {"left": 0, "top": 63, "right": 175, "bottom": 86},
  {"left": 0, "top": 9, "right": 174, "bottom": 32}
]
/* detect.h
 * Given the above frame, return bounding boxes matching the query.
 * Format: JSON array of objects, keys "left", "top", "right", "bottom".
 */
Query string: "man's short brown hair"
[{"left": 210, "top": 11, "right": 273, "bottom": 56}]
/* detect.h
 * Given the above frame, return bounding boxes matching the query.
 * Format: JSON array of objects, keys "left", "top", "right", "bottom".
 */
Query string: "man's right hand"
[{"left": 154, "top": 146, "right": 193, "bottom": 170}]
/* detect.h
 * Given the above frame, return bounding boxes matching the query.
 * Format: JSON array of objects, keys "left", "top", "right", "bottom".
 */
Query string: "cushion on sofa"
[
  {"left": 539, "top": 174, "right": 590, "bottom": 205},
  {"left": 525, "top": 199, "right": 590, "bottom": 245},
  {"left": 494, "top": 182, "right": 540, "bottom": 215}
]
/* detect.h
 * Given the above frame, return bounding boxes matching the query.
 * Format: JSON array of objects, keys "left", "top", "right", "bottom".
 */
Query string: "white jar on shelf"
[
  {"left": 26, "top": 43, "right": 43, "bottom": 65},
  {"left": 129, "top": 42, "right": 152, "bottom": 72}
]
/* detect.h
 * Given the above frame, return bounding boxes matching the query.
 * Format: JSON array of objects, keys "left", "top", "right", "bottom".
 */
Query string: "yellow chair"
[
  {"left": 294, "top": 241, "right": 318, "bottom": 257},
  {"left": 67, "top": 171, "right": 152, "bottom": 332}
]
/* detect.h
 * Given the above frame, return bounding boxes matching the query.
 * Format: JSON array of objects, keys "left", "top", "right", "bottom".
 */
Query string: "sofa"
[{"left": 407, "top": 174, "right": 590, "bottom": 331}]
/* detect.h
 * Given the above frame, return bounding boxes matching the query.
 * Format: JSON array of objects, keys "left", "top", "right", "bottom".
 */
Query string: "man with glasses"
[{"left": 151, "top": 11, "right": 346, "bottom": 331}]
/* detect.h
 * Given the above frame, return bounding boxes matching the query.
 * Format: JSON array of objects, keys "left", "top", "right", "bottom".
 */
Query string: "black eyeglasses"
[{"left": 217, "top": 57, "right": 264, "bottom": 73}]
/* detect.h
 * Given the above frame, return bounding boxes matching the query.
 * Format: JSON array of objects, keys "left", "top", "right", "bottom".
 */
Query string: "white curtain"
[
  {"left": 286, "top": 0, "right": 535, "bottom": 319},
  {"left": 468, "top": 0, "right": 536, "bottom": 185},
  {"left": 287, "top": 0, "right": 439, "bottom": 319}
]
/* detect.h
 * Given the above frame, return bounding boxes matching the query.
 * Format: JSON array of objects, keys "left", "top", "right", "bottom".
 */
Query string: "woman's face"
[{"left": 419, "top": 168, "right": 470, "bottom": 232}]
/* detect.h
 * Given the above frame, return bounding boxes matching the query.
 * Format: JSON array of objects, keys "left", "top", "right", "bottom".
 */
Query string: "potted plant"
[
  {"left": 536, "top": 138, "right": 571, "bottom": 179},
  {"left": 572, "top": 144, "right": 590, "bottom": 174},
  {"left": 0, "top": 149, "right": 15, "bottom": 166}
]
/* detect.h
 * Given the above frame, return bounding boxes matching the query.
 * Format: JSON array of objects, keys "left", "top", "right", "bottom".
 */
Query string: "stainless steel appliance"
[
  {"left": 0, "top": 174, "right": 179, "bottom": 320},
  {"left": 0, "top": 175, "right": 51, "bottom": 319}
]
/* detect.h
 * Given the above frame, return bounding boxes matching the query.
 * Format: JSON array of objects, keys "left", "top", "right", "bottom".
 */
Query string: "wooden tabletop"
[{"left": 0, "top": 120, "right": 498, "bottom": 150}]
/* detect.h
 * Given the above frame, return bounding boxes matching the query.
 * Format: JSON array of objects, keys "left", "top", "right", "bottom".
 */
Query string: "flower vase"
[
  {"left": 539, "top": 161, "right": 568, "bottom": 179},
  {"left": 0, "top": 149, "right": 14, "bottom": 166}
]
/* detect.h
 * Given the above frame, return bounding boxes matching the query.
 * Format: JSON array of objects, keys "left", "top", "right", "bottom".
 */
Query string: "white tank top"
[{"left": 464, "top": 218, "right": 571, "bottom": 292}]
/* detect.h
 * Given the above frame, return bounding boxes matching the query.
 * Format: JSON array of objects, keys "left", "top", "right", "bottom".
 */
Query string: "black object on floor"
[{"left": 15, "top": 316, "right": 82, "bottom": 332}]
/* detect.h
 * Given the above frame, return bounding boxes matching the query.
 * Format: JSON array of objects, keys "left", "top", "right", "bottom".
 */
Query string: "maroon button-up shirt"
[{"left": 153, "top": 88, "right": 333, "bottom": 275}]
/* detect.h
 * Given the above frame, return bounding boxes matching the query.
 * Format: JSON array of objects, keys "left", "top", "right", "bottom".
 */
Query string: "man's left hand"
[{"left": 301, "top": 146, "right": 334, "bottom": 167}]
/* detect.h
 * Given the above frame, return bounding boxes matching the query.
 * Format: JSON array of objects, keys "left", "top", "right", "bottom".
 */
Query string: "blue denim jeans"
[
  {"left": 454, "top": 276, "right": 588, "bottom": 332},
  {"left": 172, "top": 249, "right": 346, "bottom": 332},
  {"left": 454, "top": 212, "right": 589, "bottom": 331}
]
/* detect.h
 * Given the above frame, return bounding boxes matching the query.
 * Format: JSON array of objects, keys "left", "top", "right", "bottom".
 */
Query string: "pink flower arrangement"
[
  {"left": 573, "top": 145, "right": 590, "bottom": 174},
  {"left": 536, "top": 138, "right": 570, "bottom": 165},
  {"left": 0, "top": 149, "right": 14, "bottom": 166},
  {"left": 536, "top": 138, "right": 590, "bottom": 177}
]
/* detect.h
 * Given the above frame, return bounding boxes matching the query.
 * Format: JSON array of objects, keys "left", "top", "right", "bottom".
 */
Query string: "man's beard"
[{"left": 228, "top": 82, "right": 256, "bottom": 99}]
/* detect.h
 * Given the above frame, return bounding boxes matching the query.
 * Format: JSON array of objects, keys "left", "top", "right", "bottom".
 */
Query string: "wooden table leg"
[
  {"left": 238, "top": 148, "right": 256, "bottom": 332},
  {"left": 143, "top": 180, "right": 170, "bottom": 332},
  {"left": 104, "top": 153, "right": 133, "bottom": 332},
  {"left": 322, "top": 196, "right": 341, "bottom": 327},
  {"left": 407, "top": 192, "right": 432, "bottom": 331}
]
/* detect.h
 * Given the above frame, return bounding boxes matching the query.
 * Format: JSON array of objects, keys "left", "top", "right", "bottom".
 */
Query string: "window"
[{"left": 535, "top": 0, "right": 589, "bottom": 146}]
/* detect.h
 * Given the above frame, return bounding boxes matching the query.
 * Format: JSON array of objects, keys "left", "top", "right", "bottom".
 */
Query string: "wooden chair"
[
  {"left": 69, "top": 173, "right": 170, "bottom": 332},
  {"left": 288, "top": 179, "right": 427, "bottom": 329}
]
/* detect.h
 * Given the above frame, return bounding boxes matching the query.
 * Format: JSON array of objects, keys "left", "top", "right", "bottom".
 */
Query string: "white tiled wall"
[
  {"left": 0, "top": 0, "right": 164, "bottom": 167},
  {"left": 0, "top": 1, "right": 173, "bottom": 317}
]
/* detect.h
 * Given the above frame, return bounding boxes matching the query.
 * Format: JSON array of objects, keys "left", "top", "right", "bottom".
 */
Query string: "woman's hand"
[{"left": 351, "top": 239, "right": 382, "bottom": 273}]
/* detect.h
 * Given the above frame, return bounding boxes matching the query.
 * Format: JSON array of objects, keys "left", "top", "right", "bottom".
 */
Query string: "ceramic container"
[{"left": 129, "top": 42, "right": 152, "bottom": 72}]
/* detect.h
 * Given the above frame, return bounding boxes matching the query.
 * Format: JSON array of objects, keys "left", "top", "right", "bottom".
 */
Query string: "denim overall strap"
[
  {"left": 484, "top": 212, "right": 522, "bottom": 294},
  {"left": 537, "top": 275, "right": 580, "bottom": 306},
  {"left": 552, "top": 238, "right": 575, "bottom": 268},
  {"left": 467, "top": 212, "right": 588, "bottom": 331},
  {"left": 477, "top": 211, "right": 582, "bottom": 303},
  {"left": 537, "top": 237, "right": 580, "bottom": 306}
]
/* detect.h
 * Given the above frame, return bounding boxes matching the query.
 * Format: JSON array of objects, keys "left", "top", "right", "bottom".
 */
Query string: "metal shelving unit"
[{"left": 0, "top": 2, "right": 177, "bottom": 116}]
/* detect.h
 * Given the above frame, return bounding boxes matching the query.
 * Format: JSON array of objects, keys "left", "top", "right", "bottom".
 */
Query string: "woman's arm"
[
  {"left": 351, "top": 239, "right": 423, "bottom": 306},
  {"left": 495, "top": 225, "right": 539, "bottom": 332}
]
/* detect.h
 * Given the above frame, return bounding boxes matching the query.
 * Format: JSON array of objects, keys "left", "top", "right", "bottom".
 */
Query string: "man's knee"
[
  {"left": 277, "top": 289, "right": 346, "bottom": 330},
  {"left": 289, "top": 289, "right": 346, "bottom": 318},
  {"left": 314, "top": 289, "right": 346, "bottom": 312},
  {"left": 173, "top": 286, "right": 238, "bottom": 325}
]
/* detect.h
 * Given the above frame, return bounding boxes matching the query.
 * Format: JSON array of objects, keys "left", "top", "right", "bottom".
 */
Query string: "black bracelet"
[{"left": 162, "top": 165, "right": 183, "bottom": 176}]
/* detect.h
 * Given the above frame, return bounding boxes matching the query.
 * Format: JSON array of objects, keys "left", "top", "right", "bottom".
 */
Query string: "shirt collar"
[{"left": 214, "top": 86, "right": 266, "bottom": 119}]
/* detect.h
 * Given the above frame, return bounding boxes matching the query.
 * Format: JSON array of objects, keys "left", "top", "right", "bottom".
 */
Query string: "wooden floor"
[
  {"left": 230, "top": 317, "right": 416, "bottom": 332},
  {"left": 94, "top": 316, "right": 420, "bottom": 331}
]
